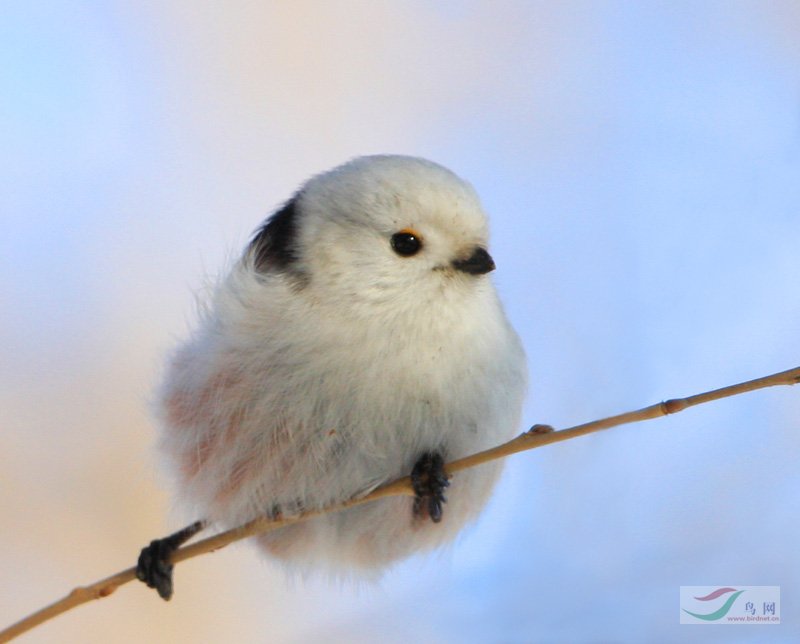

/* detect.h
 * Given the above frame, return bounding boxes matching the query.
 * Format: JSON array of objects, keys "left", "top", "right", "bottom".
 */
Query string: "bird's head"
[{"left": 246, "top": 155, "right": 496, "bottom": 317}]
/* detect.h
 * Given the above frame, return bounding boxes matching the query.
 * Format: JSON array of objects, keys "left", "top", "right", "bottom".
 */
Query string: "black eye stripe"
[
  {"left": 391, "top": 231, "right": 422, "bottom": 257},
  {"left": 249, "top": 197, "right": 300, "bottom": 272}
]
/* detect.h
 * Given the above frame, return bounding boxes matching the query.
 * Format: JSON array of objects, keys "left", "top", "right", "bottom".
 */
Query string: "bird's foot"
[
  {"left": 136, "top": 520, "right": 205, "bottom": 600},
  {"left": 411, "top": 452, "right": 450, "bottom": 523}
]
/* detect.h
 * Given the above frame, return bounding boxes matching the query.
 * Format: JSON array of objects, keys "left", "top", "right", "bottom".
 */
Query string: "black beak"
[{"left": 452, "top": 246, "right": 495, "bottom": 275}]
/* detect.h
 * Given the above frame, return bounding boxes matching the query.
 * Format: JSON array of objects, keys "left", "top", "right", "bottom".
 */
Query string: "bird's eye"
[{"left": 391, "top": 230, "right": 422, "bottom": 257}]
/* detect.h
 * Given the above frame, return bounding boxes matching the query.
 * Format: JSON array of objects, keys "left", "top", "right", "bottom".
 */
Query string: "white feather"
[{"left": 156, "top": 155, "right": 527, "bottom": 575}]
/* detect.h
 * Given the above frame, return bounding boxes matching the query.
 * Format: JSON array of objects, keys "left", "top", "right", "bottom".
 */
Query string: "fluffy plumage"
[{"left": 157, "top": 155, "right": 526, "bottom": 574}]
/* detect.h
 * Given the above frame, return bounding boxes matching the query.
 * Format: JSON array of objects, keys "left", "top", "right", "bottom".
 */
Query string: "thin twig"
[{"left": 2, "top": 365, "right": 798, "bottom": 642}]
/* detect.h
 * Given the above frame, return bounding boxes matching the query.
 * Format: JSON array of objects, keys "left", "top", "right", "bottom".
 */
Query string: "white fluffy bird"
[{"left": 137, "top": 155, "right": 527, "bottom": 599}]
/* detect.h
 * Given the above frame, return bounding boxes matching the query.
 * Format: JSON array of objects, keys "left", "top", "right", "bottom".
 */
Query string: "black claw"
[
  {"left": 136, "top": 520, "right": 205, "bottom": 601},
  {"left": 137, "top": 538, "right": 175, "bottom": 600},
  {"left": 411, "top": 452, "right": 450, "bottom": 523}
]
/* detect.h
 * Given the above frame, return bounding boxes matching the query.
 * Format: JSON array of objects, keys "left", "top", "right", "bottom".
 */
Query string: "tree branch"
[{"left": 2, "top": 365, "right": 798, "bottom": 642}]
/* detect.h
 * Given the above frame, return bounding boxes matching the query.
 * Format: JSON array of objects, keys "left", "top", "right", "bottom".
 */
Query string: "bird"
[{"left": 136, "top": 155, "right": 527, "bottom": 600}]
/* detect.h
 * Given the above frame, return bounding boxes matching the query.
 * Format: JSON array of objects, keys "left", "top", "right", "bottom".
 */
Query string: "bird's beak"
[{"left": 452, "top": 246, "right": 495, "bottom": 275}]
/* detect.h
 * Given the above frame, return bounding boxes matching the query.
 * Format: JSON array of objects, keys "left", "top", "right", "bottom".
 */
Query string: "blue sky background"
[{"left": 2, "top": 2, "right": 798, "bottom": 642}]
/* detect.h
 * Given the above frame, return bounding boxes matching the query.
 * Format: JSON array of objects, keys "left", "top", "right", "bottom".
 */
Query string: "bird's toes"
[
  {"left": 136, "top": 538, "right": 176, "bottom": 600},
  {"left": 136, "top": 520, "right": 205, "bottom": 601},
  {"left": 411, "top": 451, "right": 450, "bottom": 523}
]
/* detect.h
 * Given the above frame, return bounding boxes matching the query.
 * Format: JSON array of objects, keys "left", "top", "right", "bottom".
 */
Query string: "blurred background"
[{"left": 2, "top": 2, "right": 798, "bottom": 642}]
